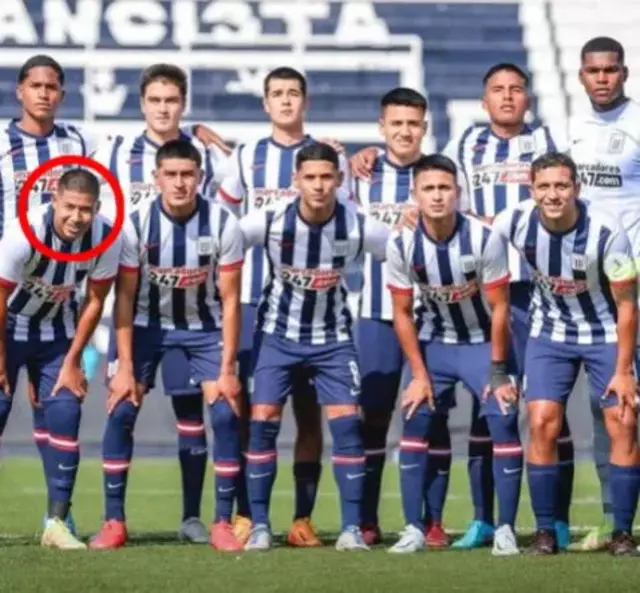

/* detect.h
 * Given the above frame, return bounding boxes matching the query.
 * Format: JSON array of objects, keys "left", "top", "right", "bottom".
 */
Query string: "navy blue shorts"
[
  {"left": 524, "top": 337, "right": 618, "bottom": 408},
  {"left": 355, "top": 318, "right": 404, "bottom": 412},
  {"left": 107, "top": 327, "right": 221, "bottom": 393},
  {"left": 251, "top": 332, "right": 360, "bottom": 407}
]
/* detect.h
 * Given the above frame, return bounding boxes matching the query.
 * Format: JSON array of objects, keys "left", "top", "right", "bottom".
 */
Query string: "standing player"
[
  {"left": 216, "top": 67, "right": 350, "bottom": 547},
  {"left": 94, "top": 64, "right": 230, "bottom": 543},
  {"left": 240, "top": 143, "right": 388, "bottom": 551},
  {"left": 567, "top": 36, "right": 640, "bottom": 551},
  {"left": 0, "top": 169, "right": 121, "bottom": 548},
  {"left": 90, "top": 140, "right": 245, "bottom": 551},
  {"left": 492, "top": 152, "right": 640, "bottom": 556},
  {"left": 386, "top": 154, "right": 522, "bottom": 555}
]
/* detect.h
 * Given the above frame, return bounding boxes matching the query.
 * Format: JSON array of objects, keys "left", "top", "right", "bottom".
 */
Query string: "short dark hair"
[
  {"left": 412, "top": 154, "right": 457, "bottom": 180},
  {"left": 380, "top": 87, "right": 428, "bottom": 112},
  {"left": 295, "top": 142, "right": 339, "bottom": 170},
  {"left": 264, "top": 67, "right": 307, "bottom": 97},
  {"left": 156, "top": 139, "right": 202, "bottom": 168},
  {"left": 140, "top": 64, "right": 188, "bottom": 100},
  {"left": 530, "top": 152, "right": 578, "bottom": 184},
  {"left": 57, "top": 169, "right": 100, "bottom": 200},
  {"left": 18, "top": 54, "right": 64, "bottom": 86},
  {"left": 581, "top": 37, "right": 625, "bottom": 64},
  {"left": 483, "top": 62, "right": 530, "bottom": 87}
]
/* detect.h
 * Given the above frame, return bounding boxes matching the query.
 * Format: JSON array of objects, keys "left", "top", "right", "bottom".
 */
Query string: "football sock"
[
  {"left": 424, "top": 416, "right": 451, "bottom": 524},
  {"left": 172, "top": 395, "right": 207, "bottom": 521},
  {"left": 32, "top": 405, "right": 51, "bottom": 490},
  {"left": 610, "top": 464, "right": 640, "bottom": 534},
  {"left": 293, "top": 461, "right": 322, "bottom": 520},
  {"left": 557, "top": 415, "right": 575, "bottom": 524},
  {"left": 329, "top": 414, "right": 365, "bottom": 530},
  {"left": 468, "top": 405, "right": 494, "bottom": 525},
  {"left": 361, "top": 422, "right": 387, "bottom": 526},
  {"left": 527, "top": 462, "right": 559, "bottom": 531},
  {"left": 246, "top": 419, "right": 280, "bottom": 526}
]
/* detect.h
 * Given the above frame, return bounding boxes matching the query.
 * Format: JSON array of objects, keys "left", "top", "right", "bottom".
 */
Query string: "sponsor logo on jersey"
[
  {"left": 471, "top": 163, "right": 531, "bottom": 189},
  {"left": 23, "top": 277, "right": 74, "bottom": 303},
  {"left": 147, "top": 265, "right": 210, "bottom": 288},
  {"left": 281, "top": 265, "right": 341, "bottom": 290},
  {"left": 532, "top": 271, "right": 588, "bottom": 297},
  {"left": 418, "top": 280, "right": 479, "bottom": 304}
]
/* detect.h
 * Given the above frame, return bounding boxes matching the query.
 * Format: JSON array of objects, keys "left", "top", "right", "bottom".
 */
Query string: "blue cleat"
[
  {"left": 451, "top": 520, "right": 494, "bottom": 549},
  {"left": 81, "top": 345, "right": 101, "bottom": 383},
  {"left": 43, "top": 511, "right": 77, "bottom": 537},
  {"left": 554, "top": 521, "right": 570, "bottom": 550}
]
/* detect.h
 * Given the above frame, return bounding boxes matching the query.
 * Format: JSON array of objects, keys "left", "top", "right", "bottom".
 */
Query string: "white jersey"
[
  {"left": 240, "top": 198, "right": 388, "bottom": 344},
  {"left": 120, "top": 195, "right": 243, "bottom": 331},
  {"left": 492, "top": 200, "right": 635, "bottom": 345},
  {"left": 217, "top": 135, "right": 351, "bottom": 307},
  {"left": 386, "top": 213, "right": 508, "bottom": 344},
  {"left": 444, "top": 123, "right": 561, "bottom": 282},
  {"left": 0, "top": 120, "right": 98, "bottom": 237},
  {"left": 0, "top": 205, "right": 121, "bottom": 342},
  {"left": 568, "top": 99, "right": 640, "bottom": 246}
]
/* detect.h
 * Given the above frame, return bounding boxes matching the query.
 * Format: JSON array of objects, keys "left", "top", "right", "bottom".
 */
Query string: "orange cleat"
[
  {"left": 232, "top": 515, "right": 252, "bottom": 546},
  {"left": 361, "top": 523, "right": 382, "bottom": 546},
  {"left": 425, "top": 521, "right": 451, "bottom": 548},
  {"left": 211, "top": 520, "right": 243, "bottom": 552},
  {"left": 287, "top": 517, "right": 323, "bottom": 547},
  {"left": 89, "top": 519, "right": 128, "bottom": 550}
]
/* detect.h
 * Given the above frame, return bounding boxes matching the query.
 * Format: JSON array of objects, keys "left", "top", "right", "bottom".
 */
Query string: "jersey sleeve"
[
  {"left": 441, "top": 135, "right": 470, "bottom": 212},
  {"left": 336, "top": 152, "right": 354, "bottom": 202},
  {"left": 0, "top": 225, "right": 31, "bottom": 287},
  {"left": 385, "top": 232, "right": 413, "bottom": 295},
  {"left": 480, "top": 227, "right": 510, "bottom": 288},
  {"left": 490, "top": 208, "right": 514, "bottom": 242},
  {"left": 603, "top": 226, "right": 637, "bottom": 287},
  {"left": 210, "top": 145, "right": 232, "bottom": 186},
  {"left": 215, "top": 146, "right": 245, "bottom": 216},
  {"left": 218, "top": 211, "right": 244, "bottom": 271},
  {"left": 239, "top": 210, "right": 267, "bottom": 250},
  {"left": 118, "top": 218, "right": 142, "bottom": 271},
  {"left": 362, "top": 213, "right": 390, "bottom": 261}
]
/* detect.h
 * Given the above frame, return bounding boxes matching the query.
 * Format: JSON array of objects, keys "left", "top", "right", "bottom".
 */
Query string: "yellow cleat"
[
  {"left": 287, "top": 517, "right": 323, "bottom": 547},
  {"left": 41, "top": 517, "right": 87, "bottom": 550},
  {"left": 232, "top": 515, "right": 252, "bottom": 546}
]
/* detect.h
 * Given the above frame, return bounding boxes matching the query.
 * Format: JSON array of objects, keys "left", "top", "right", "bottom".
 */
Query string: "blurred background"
[{"left": 0, "top": 0, "right": 634, "bottom": 456}]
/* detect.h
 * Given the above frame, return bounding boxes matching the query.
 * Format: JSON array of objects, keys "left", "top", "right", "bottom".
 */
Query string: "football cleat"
[
  {"left": 526, "top": 529, "right": 558, "bottom": 555},
  {"left": 491, "top": 524, "right": 520, "bottom": 557},
  {"left": 451, "top": 520, "right": 494, "bottom": 549},
  {"left": 389, "top": 525, "right": 425, "bottom": 554},
  {"left": 89, "top": 519, "right": 128, "bottom": 550},
  {"left": 335, "top": 525, "right": 370, "bottom": 551},
  {"left": 569, "top": 517, "right": 612, "bottom": 552},
  {"left": 360, "top": 522, "right": 382, "bottom": 546},
  {"left": 554, "top": 521, "right": 570, "bottom": 550},
  {"left": 43, "top": 510, "right": 77, "bottom": 537},
  {"left": 610, "top": 531, "right": 640, "bottom": 556},
  {"left": 425, "top": 521, "right": 451, "bottom": 548},
  {"left": 41, "top": 517, "right": 86, "bottom": 550},
  {"left": 232, "top": 515, "right": 252, "bottom": 546},
  {"left": 178, "top": 517, "right": 209, "bottom": 544},
  {"left": 210, "top": 520, "right": 243, "bottom": 552},
  {"left": 244, "top": 523, "right": 273, "bottom": 551},
  {"left": 287, "top": 517, "right": 323, "bottom": 547}
]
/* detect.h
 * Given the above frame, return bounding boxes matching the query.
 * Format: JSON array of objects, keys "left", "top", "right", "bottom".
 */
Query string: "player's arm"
[
  {"left": 361, "top": 212, "right": 391, "bottom": 261},
  {"left": 350, "top": 146, "right": 381, "bottom": 180},
  {"left": 189, "top": 124, "right": 232, "bottom": 157},
  {"left": 239, "top": 209, "right": 268, "bottom": 251},
  {"left": 214, "top": 146, "right": 246, "bottom": 218}
]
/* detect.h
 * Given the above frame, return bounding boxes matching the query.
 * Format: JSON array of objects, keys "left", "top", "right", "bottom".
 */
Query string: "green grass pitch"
[{"left": 0, "top": 458, "right": 637, "bottom": 593}]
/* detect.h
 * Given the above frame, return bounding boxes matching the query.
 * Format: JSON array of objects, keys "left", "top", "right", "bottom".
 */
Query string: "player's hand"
[
  {"left": 107, "top": 367, "right": 138, "bottom": 415},
  {"left": 318, "top": 137, "right": 346, "bottom": 154},
  {"left": 0, "top": 361, "right": 11, "bottom": 397},
  {"left": 402, "top": 375, "right": 435, "bottom": 419},
  {"left": 350, "top": 147, "right": 379, "bottom": 180},
  {"left": 604, "top": 372, "right": 638, "bottom": 425},
  {"left": 396, "top": 205, "right": 419, "bottom": 231},
  {"left": 52, "top": 360, "right": 87, "bottom": 399},
  {"left": 192, "top": 124, "right": 233, "bottom": 156},
  {"left": 216, "top": 372, "right": 242, "bottom": 416},
  {"left": 484, "top": 383, "right": 519, "bottom": 416}
]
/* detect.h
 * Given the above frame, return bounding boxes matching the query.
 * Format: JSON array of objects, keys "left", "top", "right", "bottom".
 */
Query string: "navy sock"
[
  {"left": 172, "top": 395, "right": 207, "bottom": 522},
  {"left": 486, "top": 414, "right": 523, "bottom": 528},
  {"left": 527, "top": 462, "right": 559, "bottom": 531},
  {"left": 246, "top": 419, "right": 280, "bottom": 526},
  {"left": 102, "top": 401, "right": 139, "bottom": 522},
  {"left": 557, "top": 416, "right": 575, "bottom": 524},
  {"left": 235, "top": 412, "right": 251, "bottom": 519},
  {"left": 293, "top": 461, "right": 322, "bottom": 520},
  {"left": 0, "top": 393, "right": 12, "bottom": 443},
  {"left": 468, "top": 407, "right": 494, "bottom": 525},
  {"left": 400, "top": 407, "right": 432, "bottom": 529},
  {"left": 43, "top": 391, "right": 82, "bottom": 519},
  {"left": 329, "top": 414, "right": 365, "bottom": 531},
  {"left": 424, "top": 417, "right": 451, "bottom": 524},
  {"left": 361, "top": 422, "right": 388, "bottom": 526},
  {"left": 32, "top": 405, "right": 51, "bottom": 494},
  {"left": 610, "top": 463, "right": 640, "bottom": 534}
]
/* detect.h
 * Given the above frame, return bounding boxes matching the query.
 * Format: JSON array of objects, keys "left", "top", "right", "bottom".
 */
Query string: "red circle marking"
[{"left": 18, "top": 155, "right": 125, "bottom": 263}]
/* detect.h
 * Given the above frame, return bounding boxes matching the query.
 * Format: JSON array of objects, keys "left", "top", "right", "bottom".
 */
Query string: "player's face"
[
  {"left": 16, "top": 66, "right": 64, "bottom": 122},
  {"left": 531, "top": 166, "right": 579, "bottom": 221},
  {"left": 263, "top": 78, "right": 306, "bottom": 129},
  {"left": 52, "top": 190, "right": 97, "bottom": 241},
  {"left": 579, "top": 52, "right": 627, "bottom": 106},
  {"left": 412, "top": 169, "right": 459, "bottom": 220},
  {"left": 154, "top": 157, "right": 203, "bottom": 209},
  {"left": 482, "top": 70, "right": 529, "bottom": 127},
  {"left": 295, "top": 160, "right": 342, "bottom": 212},
  {"left": 141, "top": 80, "right": 185, "bottom": 135},
  {"left": 379, "top": 105, "right": 426, "bottom": 161}
]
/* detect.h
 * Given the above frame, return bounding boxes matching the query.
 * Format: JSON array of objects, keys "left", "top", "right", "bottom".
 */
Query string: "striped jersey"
[
  {"left": 95, "top": 130, "right": 229, "bottom": 219},
  {"left": 119, "top": 195, "right": 243, "bottom": 331},
  {"left": 240, "top": 198, "right": 388, "bottom": 344},
  {"left": 217, "top": 135, "right": 351, "bottom": 306},
  {"left": 491, "top": 200, "right": 635, "bottom": 345},
  {"left": 354, "top": 150, "right": 417, "bottom": 321},
  {"left": 443, "top": 123, "right": 561, "bottom": 282},
  {"left": 386, "top": 213, "right": 509, "bottom": 344},
  {"left": 0, "top": 120, "right": 97, "bottom": 238},
  {"left": 0, "top": 205, "right": 120, "bottom": 342}
]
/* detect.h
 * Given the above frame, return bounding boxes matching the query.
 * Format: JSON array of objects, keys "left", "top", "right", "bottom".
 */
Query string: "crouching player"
[
  {"left": 0, "top": 169, "right": 122, "bottom": 548},
  {"left": 90, "top": 140, "right": 245, "bottom": 551},
  {"left": 386, "top": 155, "right": 523, "bottom": 555},
  {"left": 491, "top": 152, "right": 640, "bottom": 555},
  {"left": 239, "top": 143, "right": 389, "bottom": 551}
]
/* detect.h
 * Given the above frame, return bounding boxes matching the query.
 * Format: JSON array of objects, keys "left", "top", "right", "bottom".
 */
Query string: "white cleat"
[
  {"left": 492, "top": 524, "right": 520, "bottom": 556},
  {"left": 388, "top": 525, "right": 426, "bottom": 554},
  {"left": 41, "top": 517, "right": 87, "bottom": 550},
  {"left": 335, "top": 525, "right": 370, "bottom": 551},
  {"left": 244, "top": 523, "right": 273, "bottom": 551}
]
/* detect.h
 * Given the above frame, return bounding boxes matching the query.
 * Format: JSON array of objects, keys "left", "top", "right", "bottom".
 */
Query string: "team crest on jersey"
[
  {"left": 460, "top": 255, "right": 476, "bottom": 274},
  {"left": 518, "top": 136, "right": 536, "bottom": 155},
  {"left": 571, "top": 254, "right": 587, "bottom": 271},
  {"left": 607, "top": 131, "right": 626, "bottom": 154},
  {"left": 197, "top": 237, "right": 214, "bottom": 256}
]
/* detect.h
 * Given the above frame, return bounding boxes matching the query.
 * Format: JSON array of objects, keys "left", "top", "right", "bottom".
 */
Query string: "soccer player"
[
  {"left": 240, "top": 142, "right": 388, "bottom": 551},
  {"left": 94, "top": 63, "right": 230, "bottom": 543},
  {"left": 90, "top": 140, "right": 244, "bottom": 551},
  {"left": 0, "top": 168, "right": 121, "bottom": 548},
  {"left": 492, "top": 152, "right": 640, "bottom": 555},
  {"left": 216, "top": 67, "right": 350, "bottom": 547},
  {"left": 386, "top": 154, "right": 522, "bottom": 555},
  {"left": 566, "top": 36, "right": 640, "bottom": 551}
]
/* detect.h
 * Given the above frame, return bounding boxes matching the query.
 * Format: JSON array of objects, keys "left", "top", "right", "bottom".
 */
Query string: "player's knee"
[
  {"left": 402, "top": 405, "right": 432, "bottom": 439},
  {"left": 604, "top": 411, "right": 639, "bottom": 458},
  {"left": 109, "top": 400, "right": 139, "bottom": 430},
  {"left": 527, "top": 402, "right": 562, "bottom": 442},
  {"left": 485, "top": 411, "right": 520, "bottom": 444},
  {"left": 45, "top": 394, "right": 82, "bottom": 434},
  {"left": 251, "top": 403, "right": 281, "bottom": 422},
  {"left": 210, "top": 398, "right": 237, "bottom": 432},
  {"left": 328, "top": 412, "right": 362, "bottom": 453}
]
